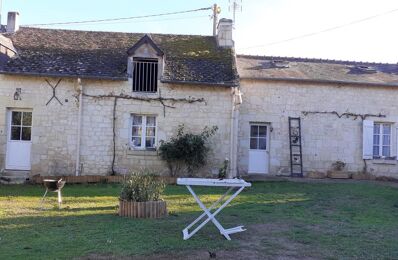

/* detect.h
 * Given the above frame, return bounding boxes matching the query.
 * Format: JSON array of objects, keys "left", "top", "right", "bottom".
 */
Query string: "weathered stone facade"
[
  {"left": 238, "top": 79, "right": 398, "bottom": 177},
  {"left": 0, "top": 74, "right": 233, "bottom": 176}
]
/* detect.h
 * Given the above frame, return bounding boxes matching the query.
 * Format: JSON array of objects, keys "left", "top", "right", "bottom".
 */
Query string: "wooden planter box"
[
  {"left": 119, "top": 200, "right": 167, "bottom": 218},
  {"left": 306, "top": 171, "right": 326, "bottom": 179},
  {"left": 327, "top": 171, "right": 352, "bottom": 179}
]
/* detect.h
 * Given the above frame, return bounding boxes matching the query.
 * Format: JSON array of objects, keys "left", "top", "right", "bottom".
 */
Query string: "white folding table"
[{"left": 177, "top": 178, "right": 252, "bottom": 240}]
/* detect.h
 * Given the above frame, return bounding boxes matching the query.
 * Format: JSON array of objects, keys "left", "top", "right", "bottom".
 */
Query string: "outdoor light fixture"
[{"left": 13, "top": 88, "right": 21, "bottom": 100}]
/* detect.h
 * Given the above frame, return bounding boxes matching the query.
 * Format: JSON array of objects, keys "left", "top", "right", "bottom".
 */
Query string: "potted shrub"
[
  {"left": 119, "top": 171, "right": 167, "bottom": 218},
  {"left": 327, "top": 160, "right": 351, "bottom": 179}
]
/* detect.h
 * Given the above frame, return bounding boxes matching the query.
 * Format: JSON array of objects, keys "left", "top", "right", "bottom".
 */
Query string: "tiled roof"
[
  {"left": 237, "top": 55, "right": 398, "bottom": 87},
  {"left": 0, "top": 27, "right": 238, "bottom": 86}
]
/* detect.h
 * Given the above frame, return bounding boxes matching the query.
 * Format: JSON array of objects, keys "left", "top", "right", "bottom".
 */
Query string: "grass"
[{"left": 0, "top": 180, "right": 398, "bottom": 259}]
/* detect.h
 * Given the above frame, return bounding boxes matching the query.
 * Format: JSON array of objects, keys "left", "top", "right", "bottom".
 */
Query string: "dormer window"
[
  {"left": 127, "top": 34, "right": 164, "bottom": 94},
  {"left": 132, "top": 58, "right": 158, "bottom": 93}
]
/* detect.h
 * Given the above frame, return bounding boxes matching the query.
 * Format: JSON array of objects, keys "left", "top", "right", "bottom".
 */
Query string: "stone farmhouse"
[{"left": 1, "top": 12, "right": 398, "bottom": 182}]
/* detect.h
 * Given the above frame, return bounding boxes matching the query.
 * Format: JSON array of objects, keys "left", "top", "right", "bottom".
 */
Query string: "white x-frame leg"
[{"left": 182, "top": 185, "right": 246, "bottom": 240}]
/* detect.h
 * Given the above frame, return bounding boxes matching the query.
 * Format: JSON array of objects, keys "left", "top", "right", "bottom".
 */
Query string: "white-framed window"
[
  {"left": 250, "top": 124, "right": 268, "bottom": 150},
  {"left": 132, "top": 58, "right": 158, "bottom": 93},
  {"left": 373, "top": 123, "right": 392, "bottom": 158},
  {"left": 131, "top": 114, "right": 157, "bottom": 149}
]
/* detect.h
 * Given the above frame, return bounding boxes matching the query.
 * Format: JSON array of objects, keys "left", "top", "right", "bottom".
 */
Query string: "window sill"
[
  {"left": 130, "top": 92, "right": 158, "bottom": 97},
  {"left": 127, "top": 148, "right": 158, "bottom": 157},
  {"left": 372, "top": 158, "right": 397, "bottom": 165}
]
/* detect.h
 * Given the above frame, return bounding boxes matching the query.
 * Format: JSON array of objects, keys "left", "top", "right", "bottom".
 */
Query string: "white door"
[
  {"left": 6, "top": 110, "right": 32, "bottom": 170},
  {"left": 248, "top": 124, "right": 269, "bottom": 174}
]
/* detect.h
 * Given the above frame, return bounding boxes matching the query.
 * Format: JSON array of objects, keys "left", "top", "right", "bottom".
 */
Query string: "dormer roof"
[{"left": 127, "top": 34, "right": 164, "bottom": 57}]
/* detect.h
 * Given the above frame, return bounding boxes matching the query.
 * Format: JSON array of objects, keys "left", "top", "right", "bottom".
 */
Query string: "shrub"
[
  {"left": 159, "top": 124, "right": 218, "bottom": 176},
  {"left": 120, "top": 171, "right": 165, "bottom": 202},
  {"left": 332, "top": 160, "right": 346, "bottom": 171}
]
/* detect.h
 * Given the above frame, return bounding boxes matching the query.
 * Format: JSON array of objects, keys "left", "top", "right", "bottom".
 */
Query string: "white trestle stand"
[{"left": 177, "top": 178, "right": 252, "bottom": 240}]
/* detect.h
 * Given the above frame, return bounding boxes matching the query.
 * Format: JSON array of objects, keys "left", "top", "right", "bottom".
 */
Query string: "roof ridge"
[
  {"left": 236, "top": 54, "right": 397, "bottom": 66},
  {"left": 17, "top": 26, "right": 214, "bottom": 38}
]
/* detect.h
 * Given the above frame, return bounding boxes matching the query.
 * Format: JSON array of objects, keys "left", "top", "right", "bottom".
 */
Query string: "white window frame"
[
  {"left": 130, "top": 114, "right": 157, "bottom": 150},
  {"left": 373, "top": 122, "right": 392, "bottom": 158},
  {"left": 249, "top": 123, "right": 268, "bottom": 151}
]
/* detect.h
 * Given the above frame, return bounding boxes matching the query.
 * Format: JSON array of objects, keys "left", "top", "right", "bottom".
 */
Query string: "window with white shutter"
[{"left": 362, "top": 120, "right": 374, "bottom": 159}]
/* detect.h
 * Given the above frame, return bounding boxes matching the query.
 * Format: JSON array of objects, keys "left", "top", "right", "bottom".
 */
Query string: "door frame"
[
  {"left": 248, "top": 122, "right": 271, "bottom": 174},
  {"left": 5, "top": 108, "right": 33, "bottom": 170}
]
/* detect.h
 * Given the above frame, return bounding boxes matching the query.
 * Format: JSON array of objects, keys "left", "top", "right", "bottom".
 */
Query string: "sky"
[{"left": 1, "top": 0, "right": 397, "bottom": 63}]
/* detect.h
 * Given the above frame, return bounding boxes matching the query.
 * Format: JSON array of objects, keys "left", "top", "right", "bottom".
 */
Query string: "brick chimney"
[
  {"left": 7, "top": 12, "right": 20, "bottom": 33},
  {"left": 217, "top": 18, "right": 234, "bottom": 48}
]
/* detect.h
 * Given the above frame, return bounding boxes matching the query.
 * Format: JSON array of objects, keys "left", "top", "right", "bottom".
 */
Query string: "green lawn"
[{"left": 0, "top": 181, "right": 398, "bottom": 259}]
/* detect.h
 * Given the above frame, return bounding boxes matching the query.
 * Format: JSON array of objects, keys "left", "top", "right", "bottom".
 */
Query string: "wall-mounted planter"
[{"left": 119, "top": 200, "right": 167, "bottom": 218}]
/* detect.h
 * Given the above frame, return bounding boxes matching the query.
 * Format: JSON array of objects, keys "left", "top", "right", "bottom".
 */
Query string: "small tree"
[{"left": 159, "top": 125, "right": 218, "bottom": 176}]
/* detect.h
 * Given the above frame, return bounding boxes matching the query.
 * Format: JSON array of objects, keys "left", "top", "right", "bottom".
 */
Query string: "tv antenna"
[{"left": 229, "top": 0, "right": 242, "bottom": 25}]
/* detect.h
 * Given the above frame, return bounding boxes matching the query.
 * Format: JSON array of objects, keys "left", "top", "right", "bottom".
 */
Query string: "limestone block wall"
[
  {"left": 0, "top": 74, "right": 233, "bottom": 176},
  {"left": 238, "top": 79, "right": 398, "bottom": 178},
  {"left": 0, "top": 75, "right": 79, "bottom": 175}
]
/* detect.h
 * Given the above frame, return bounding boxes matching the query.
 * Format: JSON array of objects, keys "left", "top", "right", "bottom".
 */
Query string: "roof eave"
[
  {"left": 0, "top": 71, "right": 128, "bottom": 81},
  {"left": 240, "top": 76, "right": 398, "bottom": 88}
]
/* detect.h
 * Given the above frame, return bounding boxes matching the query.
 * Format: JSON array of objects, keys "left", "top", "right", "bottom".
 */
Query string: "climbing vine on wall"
[
  {"left": 302, "top": 111, "right": 386, "bottom": 120},
  {"left": 76, "top": 90, "right": 206, "bottom": 175}
]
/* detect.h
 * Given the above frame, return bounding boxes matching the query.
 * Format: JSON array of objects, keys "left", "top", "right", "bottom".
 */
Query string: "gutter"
[
  {"left": 228, "top": 86, "right": 241, "bottom": 178},
  {"left": 75, "top": 78, "right": 83, "bottom": 176},
  {"left": 239, "top": 76, "right": 398, "bottom": 88}
]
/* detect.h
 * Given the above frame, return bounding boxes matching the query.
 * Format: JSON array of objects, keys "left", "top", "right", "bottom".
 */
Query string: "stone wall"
[
  {"left": 238, "top": 79, "right": 398, "bottom": 178},
  {"left": 0, "top": 75, "right": 233, "bottom": 177}
]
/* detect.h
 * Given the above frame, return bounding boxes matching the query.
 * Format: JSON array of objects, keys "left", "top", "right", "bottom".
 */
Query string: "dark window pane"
[
  {"left": 373, "top": 146, "right": 379, "bottom": 156},
  {"left": 132, "top": 115, "right": 142, "bottom": 125},
  {"left": 22, "top": 112, "right": 32, "bottom": 126},
  {"left": 132, "top": 126, "right": 142, "bottom": 136},
  {"left": 382, "top": 146, "right": 390, "bottom": 157},
  {"left": 259, "top": 138, "right": 267, "bottom": 150},
  {"left": 21, "top": 127, "right": 31, "bottom": 141},
  {"left": 250, "top": 138, "right": 257, "bottom": 149},
  {"left": 146, "top": 127, "right": 156, "bottom": 137},
  {"left": 373, "top": 135, "right": 380, "bottom": 145},
  {"left": 383, "top": 124, "right": 391, "bottom": 135},
  {"left": 132, "top": 137, "right": 141, "bottom": 147},
  {"left": 11, "top": 112, "right": 22, "bottom": 125},
  {"left": 259, "top": 126, "right": 267, "bottom": 138},
  {"left": 373, "top": 124, "right": 380, "bottom": 134},
  {"left": 250, "top": 126, "right": 258, "bottom": 138},
  {"left": 383, "top": 135, "right": 390, "bottom": 146},
  {"left": 133, "top": 59, "right": 158, "bottom": 92},
  {"left": 11, "top": 126, "right": 21, "bottom": 140},
  {"left": 146, "top": 116, "right": 156, "bottom": 126},
  {"left": 146, "top": 137, "right": 156, "bottom": 148}
]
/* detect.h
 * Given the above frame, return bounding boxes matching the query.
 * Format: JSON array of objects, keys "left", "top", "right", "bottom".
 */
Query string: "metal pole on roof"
[
  {"left": 212, "top": 4, "right": 218, "bottom": 36},
  {"left": 212, "top": 4, "right": 221, "bottom": 36}
]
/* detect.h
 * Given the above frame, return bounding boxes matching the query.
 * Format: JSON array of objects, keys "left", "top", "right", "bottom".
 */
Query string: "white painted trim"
[
  {"left": 5, "top": 108, "right": 33, "bottom": 170},
  {"left": 129, "top": 114, "right": 157, "bottom": 150},
  {"left": 373, "top": 122, "right": 392, "bottom": 158}
]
